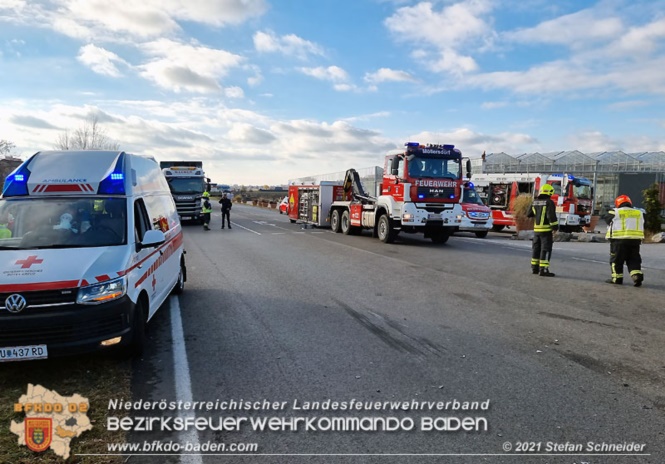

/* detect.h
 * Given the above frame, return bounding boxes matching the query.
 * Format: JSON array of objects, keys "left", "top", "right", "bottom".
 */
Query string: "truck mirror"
[{"left": 466, "top": 159, "right": 472, "bottom": 179}]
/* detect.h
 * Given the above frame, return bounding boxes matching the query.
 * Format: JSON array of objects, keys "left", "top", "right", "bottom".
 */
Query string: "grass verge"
[{"left": 0, "top": 353, "right": 130, "bottom": 464}]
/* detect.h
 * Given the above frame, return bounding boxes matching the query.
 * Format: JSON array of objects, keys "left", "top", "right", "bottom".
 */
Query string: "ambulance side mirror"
[{"left": 138, "top": 229, "right": 166, "bottom": 251}]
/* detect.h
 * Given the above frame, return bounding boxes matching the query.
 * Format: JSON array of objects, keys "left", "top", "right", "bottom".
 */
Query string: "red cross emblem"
[
  {"left": 15, "top": 255, "right": 44, "bottom": 269},
  {"left": 151, "top": 274, "right": 157, "bottom": 291}
]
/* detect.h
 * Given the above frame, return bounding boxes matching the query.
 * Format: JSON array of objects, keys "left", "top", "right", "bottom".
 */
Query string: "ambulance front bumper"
[{"left": 0, "top": 295, "right": 135, "bottom": 357}]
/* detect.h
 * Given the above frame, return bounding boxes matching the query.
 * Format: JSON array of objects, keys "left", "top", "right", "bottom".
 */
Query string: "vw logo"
[{"left": 5, "top": 294, "right": 27, "bottom": 313}]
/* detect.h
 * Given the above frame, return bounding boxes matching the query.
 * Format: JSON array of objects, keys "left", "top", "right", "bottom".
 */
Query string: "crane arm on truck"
[{"left": 342, "top": 169, "right": 375, "bottom": 203}]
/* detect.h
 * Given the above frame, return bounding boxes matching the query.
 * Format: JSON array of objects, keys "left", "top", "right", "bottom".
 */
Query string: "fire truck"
[
  {"left": 472, "top": 173, "right": 593, "bottom": 232},
  {"left": 289, "top": 142, "right": 469, "bottom": 244},
  {"left": 159, "top": 161, "right": 210, "bottom": 224}
]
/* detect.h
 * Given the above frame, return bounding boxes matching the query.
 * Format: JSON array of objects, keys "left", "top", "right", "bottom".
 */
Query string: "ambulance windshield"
[
  {"left": 0, "top": 197, "right": 126, "bottom": 249},
  {"left": 463, "top": 187, "right": 485, "bottom": 205}
]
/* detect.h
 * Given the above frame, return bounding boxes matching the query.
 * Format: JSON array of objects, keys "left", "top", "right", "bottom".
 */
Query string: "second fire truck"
[
  {"left": 288, "top": 142, "right": 470, "bottom": 244},
  {"left": 472, "top": 173, "right": 593, "bottom": 232}
]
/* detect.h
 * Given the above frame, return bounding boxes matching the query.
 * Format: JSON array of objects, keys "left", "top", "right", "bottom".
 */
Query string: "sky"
[{"left": 0, "top": 0, "right": 664, "bottom": 186}]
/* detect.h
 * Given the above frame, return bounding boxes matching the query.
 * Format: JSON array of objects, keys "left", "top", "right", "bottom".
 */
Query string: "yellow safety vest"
[
  {"left": 0, "top": 224, "right": 11, "bottom": 239},
  {"left": 606, "top": 207, "right": 644, "bottom": 240}
]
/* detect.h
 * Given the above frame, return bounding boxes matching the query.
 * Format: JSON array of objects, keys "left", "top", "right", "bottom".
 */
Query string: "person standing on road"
[
  {"left": 219, "top": 193, "right": 232, "bottom": 229},
  {"left": 528, "top": 184, "right": 559, "bottom": 277},
  {"left": 202, "top": 191, "right": 212, "bottom": 231},
  {"left": 604, "top": 195, "right": 645, "bottom": 286}
]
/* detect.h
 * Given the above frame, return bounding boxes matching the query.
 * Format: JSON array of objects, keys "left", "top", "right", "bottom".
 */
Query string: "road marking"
[
  {"left": 169, "top": 296, "right": 203, "bottom": 464},
  {"left": 231, "top": 222, "right": 262, "bottom": 235},
  {"left": 571, "top": 257, "right": 606, "bottom": 264}
]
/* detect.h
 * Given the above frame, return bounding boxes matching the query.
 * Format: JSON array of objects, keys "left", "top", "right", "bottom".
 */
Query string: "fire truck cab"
[
  {"left": 472, "top": 172, "right": 593, "bottom": 232},
  {"left": 328, "top": 143, "right": 469, "bottom": 244}
]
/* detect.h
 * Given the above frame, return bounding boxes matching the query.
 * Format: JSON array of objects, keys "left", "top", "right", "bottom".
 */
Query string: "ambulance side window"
[{"left": 134, "top": 199, "right": 151, "bottom": 242}]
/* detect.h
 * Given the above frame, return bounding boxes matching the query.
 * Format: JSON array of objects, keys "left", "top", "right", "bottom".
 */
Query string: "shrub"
[
  {"left": 512, "top": 193, "right": 534, "bottom": 230},
  {"left": 642, "top": 183, "right": 663, "bottom": 235}
]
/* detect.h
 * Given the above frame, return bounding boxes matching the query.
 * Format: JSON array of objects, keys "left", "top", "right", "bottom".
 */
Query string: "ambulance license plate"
[{"left": 0, "top": 345, "right": 48, "bottom": 362}]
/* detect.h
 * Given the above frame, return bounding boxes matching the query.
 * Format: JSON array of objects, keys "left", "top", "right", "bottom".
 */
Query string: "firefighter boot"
[
  {"left": 605, "top": 278, "right": 623, "bottom": 285},
  {"left": 204, "top": 223, "right": 210, "bottom": 231},
  {"left": 539, "top": 268, "right": 555, "bottom": 277},
  {"left": 632, "top": 274, "right": 643, "bottom": 287},
  {"left": 532, "top": 267, "right": 539, "bottom": 275}
]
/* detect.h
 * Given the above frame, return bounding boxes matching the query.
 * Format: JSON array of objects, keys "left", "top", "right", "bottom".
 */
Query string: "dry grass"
[{"left": 0, "top": 354, "right": 130, "bottom": 464}]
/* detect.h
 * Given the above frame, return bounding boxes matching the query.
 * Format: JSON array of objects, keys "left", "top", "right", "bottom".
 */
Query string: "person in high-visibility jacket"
[
  {"left": 604, "top": 194, "right": 645, "bottom": 286},
  {"left": 527, "top": 184, "right": 559, "bottom": 277},
  {"left": 201, "top": 191, "right": 212, "bottom": 231}
]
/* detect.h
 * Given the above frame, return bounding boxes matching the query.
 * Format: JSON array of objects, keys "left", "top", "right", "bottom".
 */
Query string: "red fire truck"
[
  {"left": 472, "top": 173, "right": 593, "bottom": 232},
  {"left": 289, "top": 142, "right": 469, "bottom": 244}
]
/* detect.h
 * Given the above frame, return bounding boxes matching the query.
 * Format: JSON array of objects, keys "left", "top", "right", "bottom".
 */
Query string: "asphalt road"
[{"left": 132, "top": 204, "right": 665, "bottom": 464}]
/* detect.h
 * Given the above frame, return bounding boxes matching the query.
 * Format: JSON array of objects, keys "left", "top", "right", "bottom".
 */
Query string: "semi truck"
[
  {"left": 289, "top": 142, "right": 470, "bottom": 244},
  {"left": 472, "top": 172, "right": 593, "bottom": 232},
  {"left": 160, "top": 161, "right": 210, "bottom": 224}
]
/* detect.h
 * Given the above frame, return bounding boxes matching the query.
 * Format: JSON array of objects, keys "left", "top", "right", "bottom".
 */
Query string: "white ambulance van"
[{"left": 0, "top": 150, "right": 186, "bottom": 360}]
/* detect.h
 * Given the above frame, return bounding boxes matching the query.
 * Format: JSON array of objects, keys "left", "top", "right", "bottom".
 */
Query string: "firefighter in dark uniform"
[
  {"left": 604, "top": 194, "right": 645, "bottom": 286},
  {"left": 528, "top": 184, "right": 558, "bottom": 277},
  {"left": 201, "top": 191, "right": 212, "bottom": 231}
]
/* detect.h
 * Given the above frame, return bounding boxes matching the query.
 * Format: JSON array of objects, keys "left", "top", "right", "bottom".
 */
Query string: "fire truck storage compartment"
[{"left": 289, "top": 181, "right": 342, "bottom": 227}]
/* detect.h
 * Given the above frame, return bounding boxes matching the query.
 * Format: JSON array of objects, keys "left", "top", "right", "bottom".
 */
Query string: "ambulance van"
[{"left": 0, "top": 150, "right": 186, "bottom": 360}]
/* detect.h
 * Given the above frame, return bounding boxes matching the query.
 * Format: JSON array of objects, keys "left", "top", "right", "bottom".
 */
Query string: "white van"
[{"left": 0, "top": 150, "right": 186, "bottom": 360}]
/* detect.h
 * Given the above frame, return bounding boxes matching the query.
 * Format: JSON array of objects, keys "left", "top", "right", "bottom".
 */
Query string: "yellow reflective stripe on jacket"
[{"left": 606, "top": 207, "right": 644, "bottom": 240}]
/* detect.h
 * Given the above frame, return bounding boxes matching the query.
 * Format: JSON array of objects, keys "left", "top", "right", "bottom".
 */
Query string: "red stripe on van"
[
  {"left": 44, "top": 184, "right": 83, "bottom": 192},
  {"left": 0, "top": 280, "right": 80, "bottom": 292}
]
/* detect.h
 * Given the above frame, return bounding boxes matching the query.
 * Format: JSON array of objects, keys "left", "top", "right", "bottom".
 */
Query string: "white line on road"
[
  {"left": 169, "top": 296, "right": 203, "bottom": 464},
  {"left": 571, "top": 257, "right": 607, "bottom": 264},
  {"left": 230, "top": 222, "right": 262, "bottom": 235}
]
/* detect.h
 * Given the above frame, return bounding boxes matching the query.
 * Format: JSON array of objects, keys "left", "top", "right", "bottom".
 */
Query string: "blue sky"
[{"left": 1, "top": 0, "right": 664, "bottom": 185}]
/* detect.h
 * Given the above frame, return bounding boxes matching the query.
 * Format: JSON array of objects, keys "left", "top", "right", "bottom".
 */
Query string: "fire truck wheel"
[
  {"left": 331, "top": 209, "right": 341, "bottom": 233},
  {"left": 431, "top": 232, "right": 450, "bottom": 244},
  {"left": 377, "top": 214, "right": 396, "bottom": 243},
  {"left": 341, "top": 210, "right": 352, "bottom": 235},
  {"left": 491, "top": 225, "right": 505, "bottom": 232},
  {"left": 475, "top": 230, "right": 489, "bottom": 238}
]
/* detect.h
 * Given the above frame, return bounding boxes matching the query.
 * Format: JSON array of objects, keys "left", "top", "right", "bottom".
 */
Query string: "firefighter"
[
  {"left": 528, "top": 184, "right": 558, "bottom": 277},
  {"left": 201, "top": 191, "right": 212, "bottom": 231},
  {"left": 604, "top": 195, "right": 645, "bottom": 286}
]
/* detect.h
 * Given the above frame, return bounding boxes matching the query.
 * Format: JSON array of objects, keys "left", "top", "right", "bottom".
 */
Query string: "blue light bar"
[
  {"left": 443, "top": 144, "right": 455, "bottom": 150},
  {"left": 418, "top": 194, "right": 425, "bottom": 199},
  {"left": 467, "top": 182, "right": 474, "bottom": 189},
  {"left": 2, "top": 155, "right": 35, "bottom": 197},
  {"left": 98, "top": 153, "right": 126, "bottom": 195},
  {"left": 406, "top": 142, "right": 420, "bottom": 147}
]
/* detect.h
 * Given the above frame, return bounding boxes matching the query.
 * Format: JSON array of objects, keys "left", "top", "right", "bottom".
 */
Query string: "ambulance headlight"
[{"left": 77, "top": 277, "right": 127, "bottom": 305}]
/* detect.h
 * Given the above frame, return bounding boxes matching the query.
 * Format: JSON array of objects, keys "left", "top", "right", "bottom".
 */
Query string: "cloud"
[
  {"left": 409, "top": 128, "right": 539, "bottom": 156},
  {"left": 364, "top": 68, "right": 417, "bottom": 84},
  {"left": 137, "top": 39, "right": 245, "bottom": 93},
  {"left": 228, "top": 123, "right": 276, "bottom": 144},
  {"left": 384, "top": 0, "right": 494, "bottom": 73},
  {"left": 0, "top": 0, "right": 267, "bottom": 41},
  {"left": 506, "top": 9, "right": 623, "bottom": 48},
  {"left": 253, "top": 30, "right": 324, "bottom": 59},
  {"left": 224, "top": 87, "right": 245, "bottom": 99},
  {"left": 299, "top": 66, "right": 349, "bottom": 82},
  {"left": 77, "top": 44, "right": 127, "bottom": 77},
  {"left": 9, "top": 114, "right": 61, "bottom": 130}
]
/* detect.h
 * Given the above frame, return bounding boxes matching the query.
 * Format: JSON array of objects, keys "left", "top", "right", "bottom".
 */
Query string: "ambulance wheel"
[
  {"left": 172, "top": 258, "right": 186, "bottom": 295},
  {"left": 121, "top": 296, "right": 147, "bottom": 358},
  {"left": 341, "top": 210, "right": 352, "bottom": 235},
  {"left": 377, "top": 214, "right": 396, "bottom": 243},
  {"left": 475, "top": 230, "right": 489, "bottom": 238},
  {"left": 492, "top": 225, "right": 505, "bottom": 232},
  {"left": 331, "top": 209, "right": 341, "bottom": 233}
]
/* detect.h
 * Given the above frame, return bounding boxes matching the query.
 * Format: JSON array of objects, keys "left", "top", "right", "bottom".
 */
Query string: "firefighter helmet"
[
  {"left": 202, "top": 191, "right": 210, "bottom": 198},
  {"left": 539, "top": 184, "right": 555, "bottom": 196},
  {"left": 614, "top": 194, "right": 632, "bottom": 208}
]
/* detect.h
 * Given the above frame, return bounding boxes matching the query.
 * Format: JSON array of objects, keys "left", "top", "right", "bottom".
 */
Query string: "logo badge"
[
  {"left": 25, "top": 418, "right": 52, "bottom": 453},
  {"left": 5, "top": 294, "right": 27, "bottom": 313}
]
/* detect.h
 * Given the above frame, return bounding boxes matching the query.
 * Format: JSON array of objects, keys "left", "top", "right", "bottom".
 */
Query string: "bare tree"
[
  {"left": 54, "top": 115, "right": 120, "bottom": 150},
  {"left": 0, "top": 139, "right": 16, "bottom": 155}
]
